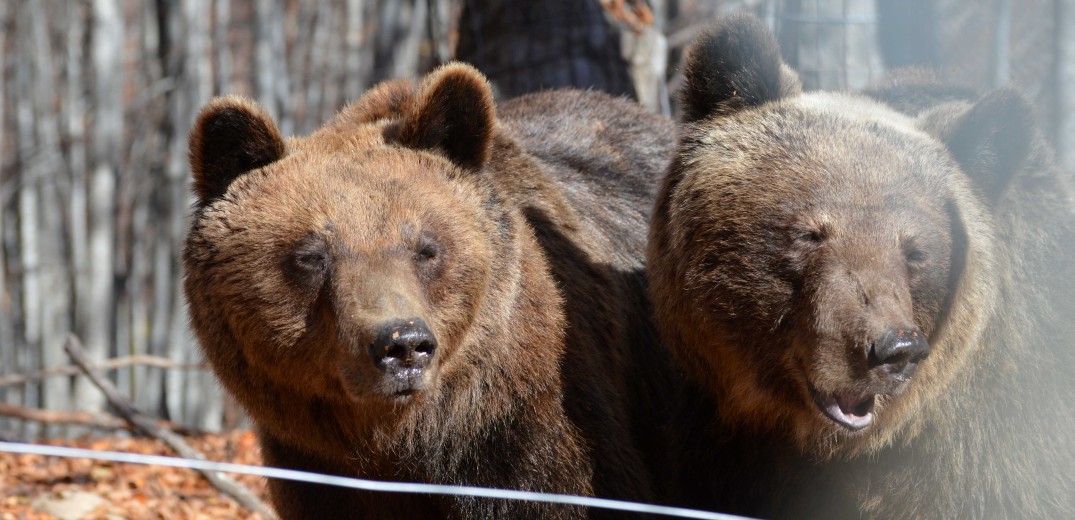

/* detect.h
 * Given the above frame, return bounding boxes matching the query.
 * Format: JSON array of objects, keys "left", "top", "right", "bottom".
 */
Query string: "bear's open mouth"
[{"left": 809, "top": 386, "right": 875, "bottom": 431}]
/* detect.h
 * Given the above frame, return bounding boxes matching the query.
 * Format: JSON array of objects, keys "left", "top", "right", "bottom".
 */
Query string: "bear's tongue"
[{"left": 815, "top": 391, "right": 875, "bottom": 430}]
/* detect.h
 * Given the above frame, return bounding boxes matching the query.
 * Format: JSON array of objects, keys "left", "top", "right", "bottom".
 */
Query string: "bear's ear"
[
  {"left": 395, "top": 62, "right": 495, "bottom": 171},
  {"left": 680, "top": 13, "right": 801, "bottom": 123},
  {"left": 331, "top": 79, "right": 416, "bottom": 127},
  {"left": 862, "top": 67, "right": 980, "bottom": 115},
  {"left": 189, "top": 96, "right": 285, "bottom": 202},
  {"left": 937, "top": 89, "right": 1035, "bottom": 201}
]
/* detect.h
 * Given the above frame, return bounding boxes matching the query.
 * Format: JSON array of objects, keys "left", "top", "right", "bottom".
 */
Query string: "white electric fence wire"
[{"left": 0, "top": 441, "right": 750, "bottom": 520}]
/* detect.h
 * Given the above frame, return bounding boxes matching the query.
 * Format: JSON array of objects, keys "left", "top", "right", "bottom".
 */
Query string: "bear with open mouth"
[{"left": 648, "top": 13, "right": 1075, "bottom": 519}]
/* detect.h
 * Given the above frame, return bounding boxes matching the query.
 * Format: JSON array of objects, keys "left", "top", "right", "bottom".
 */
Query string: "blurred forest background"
[{"left": 1, "top": 0, "right": 1072, "bottom": 440}]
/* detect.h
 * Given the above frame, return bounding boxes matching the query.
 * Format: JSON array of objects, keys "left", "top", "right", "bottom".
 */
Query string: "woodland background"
[{"left": 1, "top": 0, "right": 1073, "bottom": 441}]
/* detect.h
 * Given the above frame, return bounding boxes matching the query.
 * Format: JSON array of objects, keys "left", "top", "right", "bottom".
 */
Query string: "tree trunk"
[
  {"left": 80, "top": 0, "right": 122, "bottom": 420},
  {"left": 1055, "top": 0, "right": 1075, "bottom": 169}
]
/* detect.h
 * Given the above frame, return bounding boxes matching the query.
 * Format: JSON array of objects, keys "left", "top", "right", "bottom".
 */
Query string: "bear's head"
[
  {"left": 183, "top": 64, "right": 508, "bottom": 422},
  {"left": 649, "top": 14, "right": 1030, "bottom": 457}
]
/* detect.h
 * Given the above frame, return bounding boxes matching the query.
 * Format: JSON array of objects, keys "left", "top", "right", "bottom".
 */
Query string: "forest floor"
[{"left": 0, "top": 430, "right": 269, "bottom": 519}]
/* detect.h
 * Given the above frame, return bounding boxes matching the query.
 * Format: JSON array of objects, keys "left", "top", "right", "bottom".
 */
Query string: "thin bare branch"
[
  {"left": 0, "top": 355, "right": 205, "bottom": 388},
  {"left": 63, "top": 334, "right": 277, "bottom": 520},
  {"left": 0, "top": 403, "right": 200, "bottom": 436},
  {"left": 0, "top": 403, "right": 125, "bottom": 429}
]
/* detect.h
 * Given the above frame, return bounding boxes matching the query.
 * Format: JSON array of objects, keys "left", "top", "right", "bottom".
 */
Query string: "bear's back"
[
  {"left": 499, "top": 89, "right": 681, "bottom": 501},
  {"left": 497, "top": 89, "right": 674, "bottom": 269}
]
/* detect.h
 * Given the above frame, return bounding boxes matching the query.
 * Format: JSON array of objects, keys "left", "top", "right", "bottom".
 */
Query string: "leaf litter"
[{"left": 0, "top": 430, "right": 269, "bottom": 519}]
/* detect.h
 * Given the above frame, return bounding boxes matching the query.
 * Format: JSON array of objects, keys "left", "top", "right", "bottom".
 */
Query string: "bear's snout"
[
  {"left": 868, "top": 326, "right": 929, "bottom": 383},
  {"left": 368, "top": 318, "right": 438, "bottom": 376}
]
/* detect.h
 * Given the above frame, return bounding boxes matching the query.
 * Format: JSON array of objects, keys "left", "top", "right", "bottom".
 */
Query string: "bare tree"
[
  {"left": 0, "top": 0, "right": 458, "bottom": 436},
  {"left": 0, "top": 0, "right": 1069, "bottom": 439}
]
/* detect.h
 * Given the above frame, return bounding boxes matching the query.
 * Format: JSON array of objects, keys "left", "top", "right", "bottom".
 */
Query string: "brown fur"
[
  {"left": 648, "top": 14, "right": 1075, "bottom": 518},
  {"left": 183, "top": 63, "right": 675, "bottom": 519}
]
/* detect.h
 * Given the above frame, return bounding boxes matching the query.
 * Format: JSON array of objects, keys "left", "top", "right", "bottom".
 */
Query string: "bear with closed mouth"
[
  {"left": 183, "top": 63, "right": 674, "bottom": 518},
  {"left": 648, "top": 13, "right": 1075, "bottom": 519}
]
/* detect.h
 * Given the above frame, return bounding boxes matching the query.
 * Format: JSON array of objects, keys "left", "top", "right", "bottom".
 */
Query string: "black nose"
[
  {"left": 369, "top": 318, "right": 437, "bottom": 373},
  {"left": 869, "top": 326, "right": 930, "bottom": 378}
]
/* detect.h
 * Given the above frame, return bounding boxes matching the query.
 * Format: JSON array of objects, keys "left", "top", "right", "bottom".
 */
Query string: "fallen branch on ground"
[
  {"left": 63, "top": 334, "right": 277, "bottom": 519},
  {"left": 0, "top": 355, "right": 205, "bottom": 388}
]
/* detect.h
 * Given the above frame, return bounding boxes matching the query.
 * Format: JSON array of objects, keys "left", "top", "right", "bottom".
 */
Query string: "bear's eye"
[
  {"left": 903, "top": 240, "right": 928, "bottom": 266},
  {"left": 294, "top": 250, "right": 328, "bottom": 272},
  {"left": 413, "top": 232, "right": 445, "bottom": 283},
  {"left": 415, "top": 239, "right": 439, "bottom": 263},
  {"left": 905, "top": 247, "right": 927, "bottom": 264},
  {"left": 286, "top": 234, "right": 330, "bottom": 284},
  {"left": 794, "top": 227, "right": 826, "bottom": 246}
]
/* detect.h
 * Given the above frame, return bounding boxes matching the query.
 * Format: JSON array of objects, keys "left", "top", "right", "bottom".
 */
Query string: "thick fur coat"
[
  {"left": 183, "top": 64, "right": 675, "bottom": 519},
  {"left": 648, "top": 14, "right": 1075, "bottom": 519}
]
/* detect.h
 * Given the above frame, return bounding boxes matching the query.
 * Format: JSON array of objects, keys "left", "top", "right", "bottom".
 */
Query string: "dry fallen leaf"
[{"left": 1, "top": 431, "right": 268, "bottom": 519}]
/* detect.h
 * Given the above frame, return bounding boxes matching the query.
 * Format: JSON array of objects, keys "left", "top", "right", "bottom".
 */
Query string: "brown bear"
[
  {"left": 647, "top": 13, "right": 1075, "bottom": 519},
  {"left": 183, "top": 63, "right": 676, "bottom": 518}
]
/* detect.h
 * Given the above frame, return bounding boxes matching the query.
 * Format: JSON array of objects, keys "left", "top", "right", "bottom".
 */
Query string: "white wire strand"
[{"left": 0, "top": 441, "right": 750, "bottom": 520}]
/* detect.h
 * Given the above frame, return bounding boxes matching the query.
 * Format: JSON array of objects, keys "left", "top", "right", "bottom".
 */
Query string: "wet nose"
[
  {"left": 368, "top": 318, "right": 437, "bottom": 374},
  {"left": 869, "top": 326, "right": 930, "bottom": 379}
]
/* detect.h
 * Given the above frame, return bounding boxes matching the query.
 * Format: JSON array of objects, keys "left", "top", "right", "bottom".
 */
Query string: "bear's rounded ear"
[
  {"left": 862, "top": 67, "right": 980, "bottom": 115},
  {"left": 395, "top": 62, "right": 495, "bottom": 171},
  {"left": 936, "top": 88, "right": 1035, "bottom": 201},
  {"left": 331, "top": 79, "right": 416, "bottom": 127},
  {"left": 188, "top": 96, "right": 285, "bottom": 202},
  {"left": 680, "top": 13, "right": 800, "bottom": 123}
]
